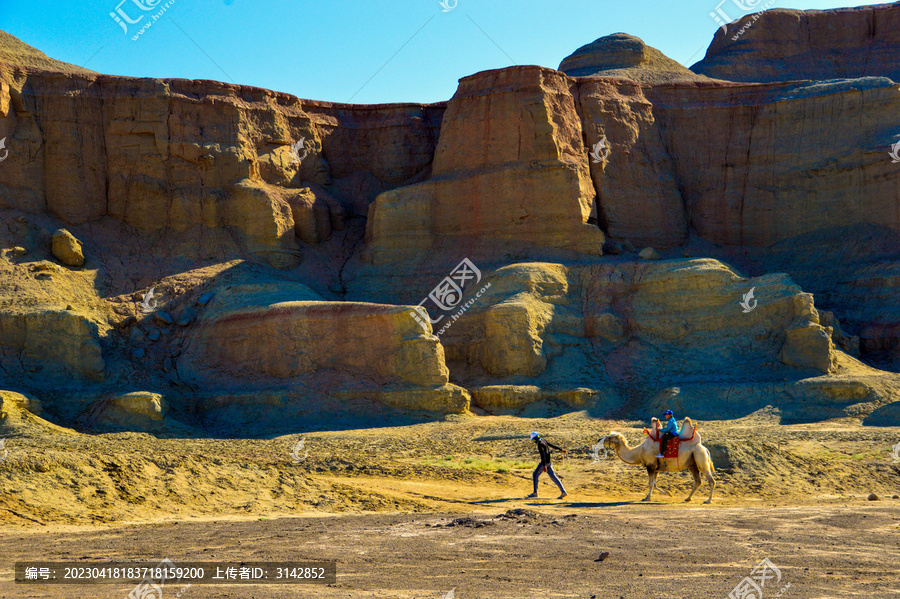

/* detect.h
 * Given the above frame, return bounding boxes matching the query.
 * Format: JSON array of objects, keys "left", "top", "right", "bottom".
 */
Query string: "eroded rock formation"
[
  {"left": 365, "top": 66, "right": 604, "bottom": 264},
  {"left": 1, "top": 2, "right": 900, "bottom": 435},
  {"left": 692, "top": 3, "right": 900, "bottom": 83},
  {"left": 0, "top": 55, "right": 443, "bottom": 269},
  {"left": 560, "top": 33, "right": 710, "bottom": 83}
]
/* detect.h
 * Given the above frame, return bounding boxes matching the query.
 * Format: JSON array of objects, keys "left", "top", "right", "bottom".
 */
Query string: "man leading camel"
[
  {"left": 656, "top": 409, "right": 680, "bottom": 459},
  {"left": 526, "top": 432, "right": 568, "bottom": 500}
]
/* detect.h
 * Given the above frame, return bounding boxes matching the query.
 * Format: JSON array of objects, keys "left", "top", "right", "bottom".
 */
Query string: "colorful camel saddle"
[
  {"left": 643, "top": 426, "right": 697, "bottom": 459},
  {"left": 662, "top": 437, "right": 680, "bottom": 459}
]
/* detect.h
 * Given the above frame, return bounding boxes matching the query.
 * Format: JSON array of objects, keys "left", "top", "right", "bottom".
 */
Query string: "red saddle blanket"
[{"left": 663, "top": 437, "right": 680, "bottom": 459}]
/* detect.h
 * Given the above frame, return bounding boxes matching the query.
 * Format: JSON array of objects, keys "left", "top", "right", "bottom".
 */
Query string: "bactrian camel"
[{"left": 599, "top": 417, "right": 716, "bottom": 503}]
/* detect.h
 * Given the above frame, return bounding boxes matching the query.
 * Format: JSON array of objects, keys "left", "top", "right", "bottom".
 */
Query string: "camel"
[{"left": 599, "top": 417, "right": 716, "bottom": 504}]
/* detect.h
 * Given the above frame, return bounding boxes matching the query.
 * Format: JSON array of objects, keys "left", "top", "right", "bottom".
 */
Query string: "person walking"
[{"left": 526, "top": 432, "right": 568, "bottom": 500}]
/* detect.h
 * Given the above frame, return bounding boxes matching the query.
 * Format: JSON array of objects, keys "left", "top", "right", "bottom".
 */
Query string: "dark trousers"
[
  {"left": 533, "top": 463, "right": 566, "bottom": 494},
  {"left": 660, "top": 432, "right": 676, "bottom": 455}
]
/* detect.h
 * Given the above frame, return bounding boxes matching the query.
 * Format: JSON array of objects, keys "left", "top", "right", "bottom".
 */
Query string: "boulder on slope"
[{"left": 51, "top": 229, "right": 84, "bottom": 267}]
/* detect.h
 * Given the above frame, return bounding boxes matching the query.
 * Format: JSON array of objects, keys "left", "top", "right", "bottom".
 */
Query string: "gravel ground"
[{"left": 0, "top": 503, "right": 899, "bottom": 598}]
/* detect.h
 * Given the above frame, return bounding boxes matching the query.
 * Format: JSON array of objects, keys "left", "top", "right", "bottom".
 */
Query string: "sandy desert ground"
[
  {"left": 1, "top": 412, "right": 898, "bottom": 598},
  {"left": 1, "top": 503, "right": 899, "bottom": 599}
]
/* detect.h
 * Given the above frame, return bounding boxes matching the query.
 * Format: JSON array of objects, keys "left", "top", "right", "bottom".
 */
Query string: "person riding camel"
[
  {"left": 655, "top": 410, "right": 680, "bottom": 459},
  {"left": 526, "top": 432, "right": 568, "bottom": 500}
]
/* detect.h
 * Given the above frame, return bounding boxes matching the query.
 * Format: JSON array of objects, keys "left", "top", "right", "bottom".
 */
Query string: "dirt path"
[{"left": 0, "top": 502, "right": 898, "bottom": 598}]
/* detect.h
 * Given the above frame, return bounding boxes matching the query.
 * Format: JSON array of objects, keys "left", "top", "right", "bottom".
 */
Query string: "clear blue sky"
[{"left": 0, "top": 0, "right": 888, "bottom": 105}]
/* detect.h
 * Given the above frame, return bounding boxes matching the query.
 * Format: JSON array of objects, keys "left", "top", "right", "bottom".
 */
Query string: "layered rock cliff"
[
  {"left": 1, "top": 3, "right": 900, "bottom": 435},
  {"left": 0, "top": 54, "right": 443, "bottom": 269},
  {"left": 692, "top": 2, "right": 900, "bottom": 83},
  {"left": 365, "top": 66, "right": 604, "bottom": 264}
]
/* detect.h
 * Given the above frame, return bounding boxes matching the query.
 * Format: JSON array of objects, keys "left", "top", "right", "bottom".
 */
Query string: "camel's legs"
[
  {"left": 685, "top": 463, "right": 701, "bottom": 502},
  {"left": 703, "top": 467, "right": 716, "bottom": 504},
  {"left": 642, "top": 464, "right": 658, "bottom": 501},
  {"left": 694, "top": 447, "right": 716, "bottom": 504}
]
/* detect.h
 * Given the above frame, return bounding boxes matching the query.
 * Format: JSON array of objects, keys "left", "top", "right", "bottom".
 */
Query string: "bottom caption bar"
[{"left": 15, "top": 560, "right": 336, "bottom": 585}]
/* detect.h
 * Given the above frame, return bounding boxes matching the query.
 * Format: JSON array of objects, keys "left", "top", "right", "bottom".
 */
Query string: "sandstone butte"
[{"left": 1, "top": 3, "right": 899, "bottom": 438}]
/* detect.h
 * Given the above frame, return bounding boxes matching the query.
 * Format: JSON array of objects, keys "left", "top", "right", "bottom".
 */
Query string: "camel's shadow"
[
  {"left": 469, "top": 498, "right": 639, "bottom": 508},
  {"left": 560, "top": 501, "right": 661, "bottom": 508}
]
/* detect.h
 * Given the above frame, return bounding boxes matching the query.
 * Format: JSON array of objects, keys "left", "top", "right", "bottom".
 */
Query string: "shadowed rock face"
[
  {"left": 642, "top": 78, "right": 900, "bottom": 246},
  {"left": 1, "top": 4, "right": 900, "bottom": 434},
  {"left": 575, "top": 78, "right": 687, "bottom": 249},
  {"left": 692, "top": 2, "right": 900, "bottom": 83},
  {"left": 0, "top": 308, "right": 105, "bottom": 381}
]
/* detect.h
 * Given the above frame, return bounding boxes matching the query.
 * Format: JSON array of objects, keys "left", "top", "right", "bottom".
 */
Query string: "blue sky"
[{"left": 0, "top": 0, "right": 888, "bottom": 104}]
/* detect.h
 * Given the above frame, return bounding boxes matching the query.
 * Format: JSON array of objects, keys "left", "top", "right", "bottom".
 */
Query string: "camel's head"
[{"left": 600, "top": 432, "right": 625, "bottom": 449}]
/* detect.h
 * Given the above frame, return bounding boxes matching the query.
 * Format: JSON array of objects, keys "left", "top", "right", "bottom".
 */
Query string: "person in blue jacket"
[{"left": 656, "top": 409, "right": 680, "bottom": 458}]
